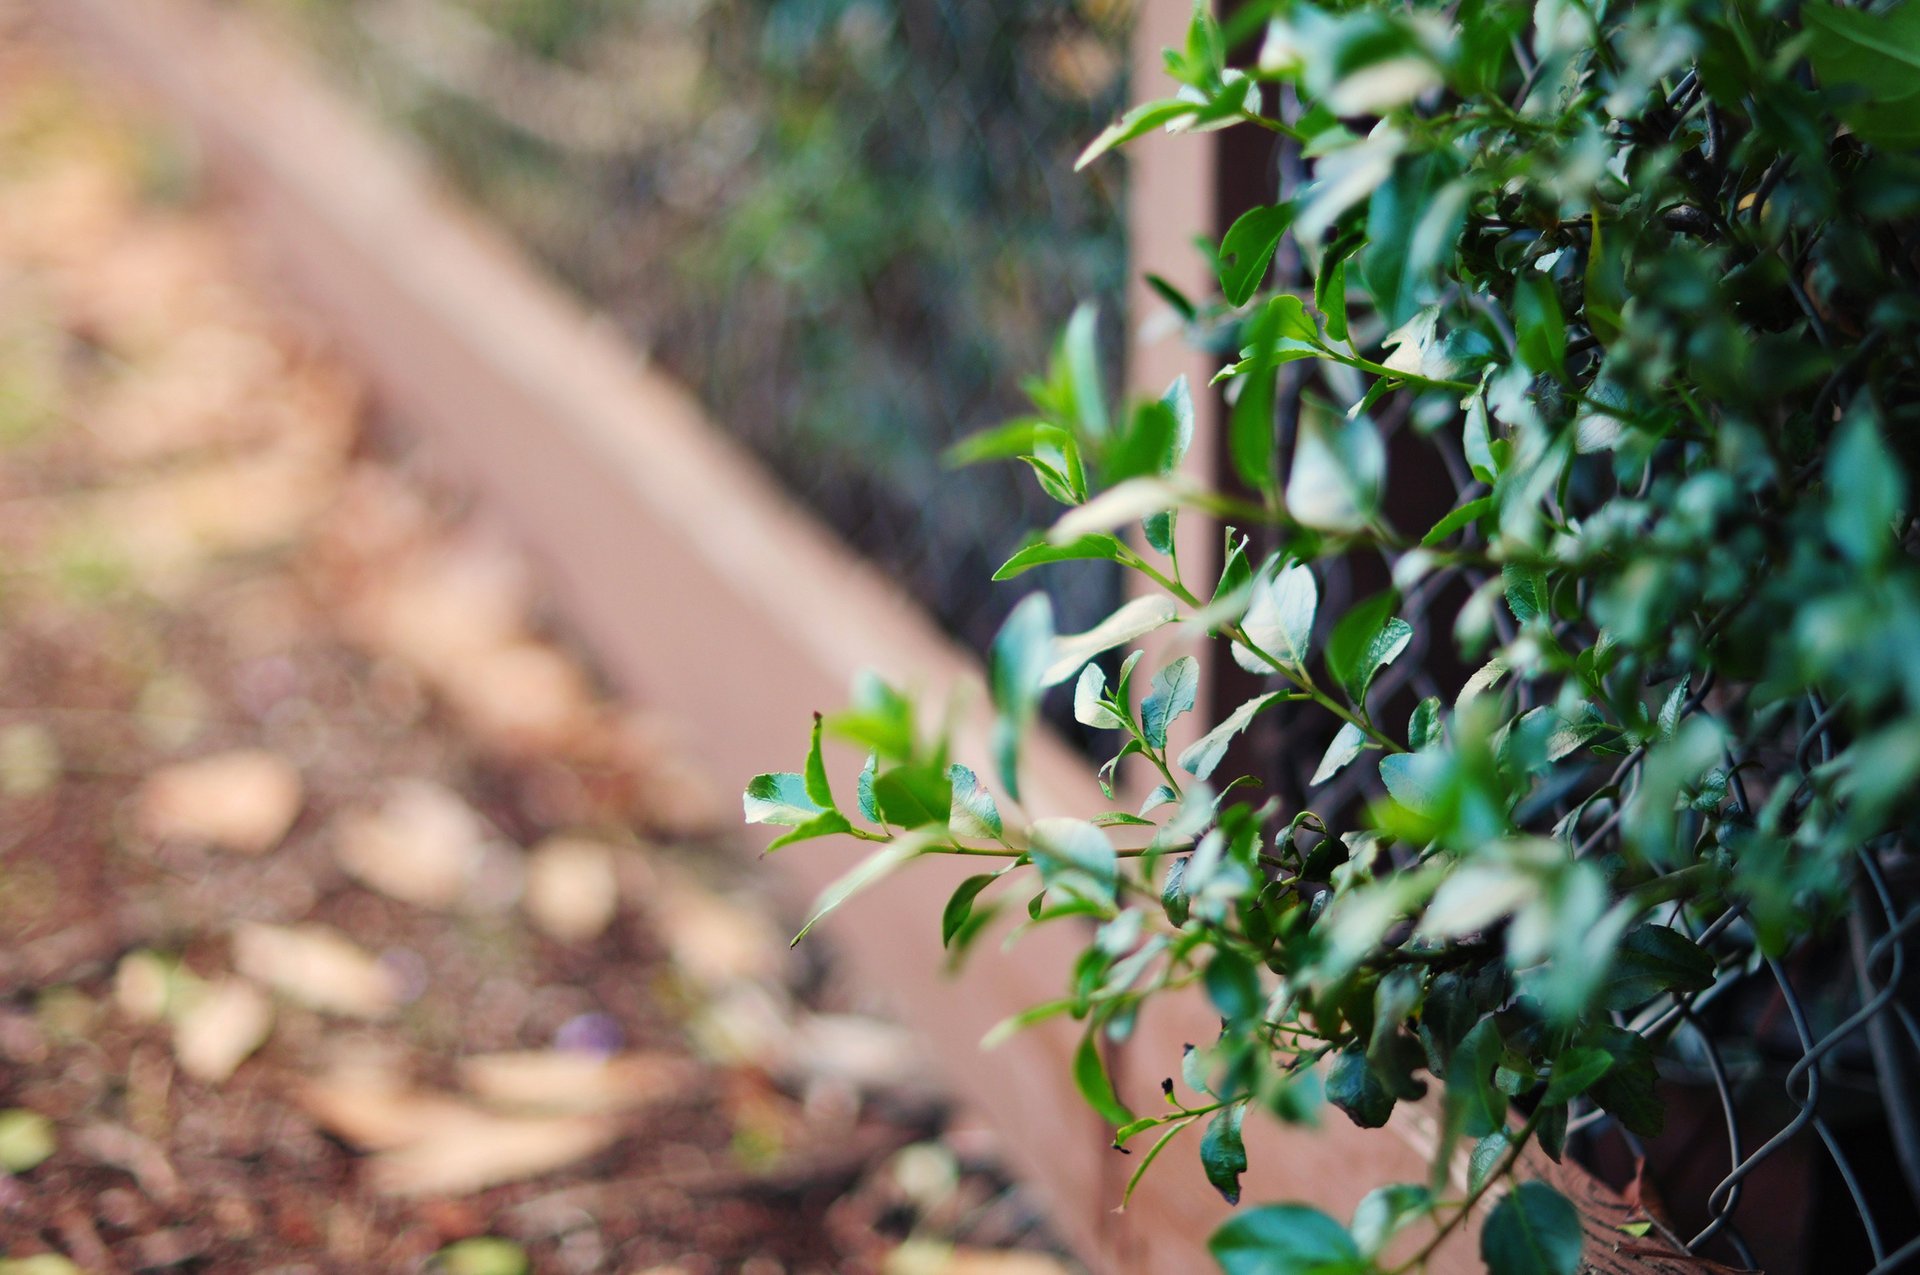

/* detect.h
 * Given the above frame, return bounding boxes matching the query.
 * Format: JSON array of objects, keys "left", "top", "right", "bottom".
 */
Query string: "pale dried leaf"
[
  {"left": 232, "top": 923, "right": 399, "bottom": 1019},
  {"left": 137, "top": 750, "right": 302, "bottom": 855},
  {"left": 170, "top": 979, "right": 272, "bottom": 1083},
  {"left": 294, "top": 1070, "right": 477, "bottom": 1152},
  {"left": 333, "top": 781, "right": 490, "bottom": 910},
  {"left": 457, "top": 1050, "right": 698, "bottom": 1114},
  {"left": 522, "top": 837, "right": 618, "bottom": 942},
  {"left": 366, "top": 1109, "right": 620, "bottom": 1196}
]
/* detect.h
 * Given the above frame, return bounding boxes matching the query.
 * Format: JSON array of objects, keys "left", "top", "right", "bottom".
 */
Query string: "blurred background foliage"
[{"left": 259, "top": 0, "right": 1136, "bottom": 654}]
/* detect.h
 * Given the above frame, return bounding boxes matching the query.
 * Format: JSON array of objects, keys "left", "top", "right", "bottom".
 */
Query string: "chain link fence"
[
  {"left": 1214, "top": 123, "right": 1920, "bottom": 1275},
  {"left": 265, "top": 0, "right": 1132, "bottom": 664}
]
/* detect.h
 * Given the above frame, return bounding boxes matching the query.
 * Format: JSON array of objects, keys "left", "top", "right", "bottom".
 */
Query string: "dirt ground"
[{"left": 0, "top": 25, "right": 1075, "bottom": 1275}]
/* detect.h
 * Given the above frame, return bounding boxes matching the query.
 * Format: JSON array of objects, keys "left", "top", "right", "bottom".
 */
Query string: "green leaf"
[
  {"left": 1042, "top": 594, "right": 1178, "bottom": 687},
  {"left": 1481, "top": 1182, "right": 1583, "bottom": 1275},
  {"left": 942, "top": 874, "right": 999, "bottom": 948},
  {"left": 1311, "top": 722, "right": 1369, "bottom": 786},
  {"left": 1362, "top": 152, "right": 1466, "bottom": 326},
  {"left": 1326, "top": 592, "right": 1412, "bottom": 704},
  {"left": 1122, "top": 1120, "right": 1194, "bottom": 1209},
  {"left": 1325, "top": 1045, "right": 1396, "bottom": 1129},
  {"left": 993, "top": 533, "right": 1129, "bottom": 580},
  {"left": 1179, "top": 692, "right": 1282, "bottom": 779},
  {"left": 802, "top": 713, "right": 836, "bottom": 811},
  {"left": 0, "top": 1108, "right": 54, "bottom": 1173},
  {"left": 1287, "top": 399, "right": 1384, "bottom": 533},
  {"left": 1350, "top": 1184, "right": 1432, "bottom": 1258},
  {"left": 1142, "top": 657, "right": 1200, "bottom": 750},
  {"left": 1210, "top": 1205, "right": 1368, "bottom": 1275},
  {"left": 1408, "top": 697, "right": 1442, "bottom": 750},
  {"left": 1826, "top": 407, "right": 1906, "bottom": 568},
  {"left": 873, "top": 764, "right": 953, "bottom": 829},
  {"left": 1513, "top": 275, "right": 1567, "bottom": 379},
  {"left": 856, "top": 755, "right": 879, "bottom": 822},
  {"left": 791, "top": 832, "right": 934, "bottom": 946},
  {"left": 1378, "top": 750, "right": 1446, "bottom": 815},
  {"left": 743, "top": 773, "right": 823, "bottom": 827},
  {"left": 1073, "top": 1027, "right": 1135, "bottom": 1127},
  {"left": 1220, "top": 204, "right": 1295, "bottom": 307},
  {"left": 1029, "top": 817, "right": 1119, "bottom": 908},
  {"left": 947, "top": 764, "right": 1004, "bottom": 841},
  {"left": 1445, "top": 1018, "right": 1509, "bottom": 1139},
  {"left": 1236, "top": 561, "right": 1318, "bottom": 673},
  {"left": 1077, "top": 98, "right": 1201, "bottom": 170},
  {"left": 1602, "top": 924, "right": 1716, "bottom": 1010},
  {"left": 1503, "top": 563, "right": 1549, "bottom": 625},
  {"left": 1589, "top": 1029, "right": 1664, "bottom": 1137},
  {"left": 988, "top": 594, "right": 1055, "bottom": 800},
  {"left": 1421, "top": 496, "right": 1492, "bottom": 547},
  {"left": 766, "top": 809, "right": 854, "bottom": 852},
  {"left": 1200, "top": 1104, "right": 1250, "bottom": 1205},
  {"left": 1075, "top": 663, "right": 1125, "bottom": 730},
  {"left": 1205, "top": 950, "right": 1264, "bottom": 1023},
  {"left": 1063, "top": 303, "right": 1110, "bottom": 439},
  {"left": 1144, "top": 509, "right": 1177, "bottom": 557},
  {"left": 1316, "top": 232, "right": 1364, "bottom": 345},
  {"left": 1543, "top": 1046, "right": 1614, "bottom": 1104},
  {"left": 1106, "top": 400, "right": 1186, "bottom": 484},
  {"left": 1805, "top": 1, "right": 1920, "bottom": 148}
]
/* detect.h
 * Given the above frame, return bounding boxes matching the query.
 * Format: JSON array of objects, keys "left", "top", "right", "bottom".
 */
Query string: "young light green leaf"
[
  {"left": 1029, "top": 816, "right": 1119, "bottom": 907},
  {"left": 1234, "top": 561, "right": 1318, "bottom": 674},
  {"left": 947, "top": 764, "right": 1005, "bottom": 841},
  {"left": 802, "top": 713, "right": 836, "bottom": 811},
  {"left": 1073, "top": 1028, "right": 1135, "bottom": 1127},
  {"left": 941, "top": 873, "right": 999, "bottom": 948},
  {"left": 1219, "top": 204, "right": 1294, "bottom": 306},
  {"left": 743, "top": 773, "right": 823, "bottom": 827},
  {"left": 1048, "top": 477, "right": 1191, "bottom": 544},
  {"left": 1350, "top": 1184, "right": 1433, "bottom": 1258},
  {"left": 993, "top": 533, "right": 1129, "bottom": 580},
  {"left": 1287, "top": 399, "right": 1385, "bottom": 532},
  {"left": 1042, "top": 595, "right": 1179, "bottom": 687},
  {"left": 1074, "top": 663, "right": 1124, "bottom": 729},
  {"left": 1142, "top": 657, "right": 1200, "bottom": 750},
  {"left": 856, "top": 754, "right": 879, "bottom": 822},
  {"left": 791, "top": 831, "right": 936, "bottom": 946},
  {"left": 1063, "top": 303, "right": 1109, "bottom": 439},
  {"left": 1309, "top": 721, "right": 1368, "bottom": 786},
  {"left": 1077, "top": 98, "right": 1201, "bottom": 170},
  {"left": 989, "top": 594, "right": 1055, "bottom": 801},
  {"left": 1179, "top": 692, "right": 1282, "bottom": 779},
  {"left": 1326, "top": 593, "right": 1412, "bottom": 704},
  {"left": 766, "top": 809, "right": 854, "bottom": 852}
]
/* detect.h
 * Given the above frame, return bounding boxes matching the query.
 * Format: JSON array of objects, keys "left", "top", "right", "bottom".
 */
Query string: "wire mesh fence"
[
  {"left": 267, "top": 0, "right": 1132, "bottom": 662},
  {"left": 1215, "top": 120, "right": 1920, "bottom": 1275}
]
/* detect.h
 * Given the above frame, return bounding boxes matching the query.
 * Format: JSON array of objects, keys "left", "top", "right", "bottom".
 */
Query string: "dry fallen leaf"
[
  {"left": 635, "top": 864, "right": 784, "bottom": 991},
  {"left": 885, "top": 1244, "right": 1075, "bottom": 1275},
  {"left": 436, "top": 640, "right": 597, "bottom": 754},
  {"left": 294, "top": 1068, "right": 482, "bottom": 1152},
  {"left": 231, "top": 923, "right": 399, "bottom": 1019},
  {"left": 522, "top": 837, "right": 618, "bottom": 943},
  {"left": 457, "top": 1050, "right": 698, "bottom": 1115},
  {"left": 333, "top": 780, "right": 491, "bottom": 910},
  {"left": 366, "top": 1109, "right": 620, "bottom": 1197},
  {"left": 170, "top": 979, "right": 273, "bottom": 1083},
  {"left": 136, "top": 750, "right": 303, "bottom": 856}
]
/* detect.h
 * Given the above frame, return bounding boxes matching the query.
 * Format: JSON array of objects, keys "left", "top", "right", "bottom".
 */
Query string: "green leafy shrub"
[{"left": 750, "top": 1, "right": 1920, "bottom": 1270}]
